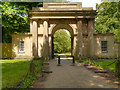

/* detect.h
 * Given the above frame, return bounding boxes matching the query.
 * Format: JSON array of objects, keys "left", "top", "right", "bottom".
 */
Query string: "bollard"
[
  {"left": 73, "top": 56, "right": 75, "bottom": 64},
  {"left": 58, "top": 56, "right": 60, "bottom": 65},
  {"left": 88, "top": 57, "right": 91, "bottom": 65},
  {"left": 115, "top": 60, "right": 120, "bottom": 78}
]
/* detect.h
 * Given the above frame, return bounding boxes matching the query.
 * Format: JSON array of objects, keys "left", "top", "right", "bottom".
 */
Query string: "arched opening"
[{"left": 51, "top": 24, "right": 74, "bottom": 58}]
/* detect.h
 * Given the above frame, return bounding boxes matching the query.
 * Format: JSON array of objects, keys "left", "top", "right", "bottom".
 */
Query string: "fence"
[{"left": 17, "top": 59, "right": 43, "bottom": 88}]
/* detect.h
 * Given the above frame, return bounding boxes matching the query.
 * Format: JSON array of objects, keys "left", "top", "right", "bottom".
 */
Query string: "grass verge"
[
  {"left": 79, "top": 59, "right": 120, "bottom": 72},
  {"left": 1, "top": 59, "right": 43, "bottom": 88}
]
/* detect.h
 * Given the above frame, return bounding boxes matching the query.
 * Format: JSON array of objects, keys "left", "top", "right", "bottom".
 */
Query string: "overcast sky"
[{"left": 69, "top": 0, "right": 102, "bottom": 10}]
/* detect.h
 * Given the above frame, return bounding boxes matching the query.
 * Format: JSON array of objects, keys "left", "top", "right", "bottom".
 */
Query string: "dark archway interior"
[{"left": 51, "top": 29, "right": 74, "bottom": 59}]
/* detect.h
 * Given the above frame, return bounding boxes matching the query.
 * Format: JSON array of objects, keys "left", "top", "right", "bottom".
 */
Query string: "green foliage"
[
  {"left": 1, "top": 1, "right": 70, "bottom": 43},
  {"left": 21, "top": 74, "right": 36, "bottom": 88},
  {"left": 80, "top": 59, "right": 120, "bottom": 72},
  {"left": 64, "top": 53, "right": 71, "bottom": 57},
  {"left": 95, "top": 2, "right": 120, "bottom": 42},
  {"left": 21, "top": 60, "right": 43, "bottom": 88},
  {"left": 1, "top": 2, "right": 42, "bottom": 43},
  {"left": 54, "top": 30, "right": 71, "bottom": 53}
]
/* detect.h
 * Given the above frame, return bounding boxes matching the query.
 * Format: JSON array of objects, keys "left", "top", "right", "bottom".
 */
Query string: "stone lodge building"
[{"left": 12, "top": 3, "right": 120, "bottom": 59}]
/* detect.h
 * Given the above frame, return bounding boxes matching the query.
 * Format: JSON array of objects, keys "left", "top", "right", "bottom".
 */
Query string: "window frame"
[
  {"left": 18, "top": 41, "right": 25, "bottom": 53},
  {"left": 101, "top": 41, "right": 108, "bottom": 53}
]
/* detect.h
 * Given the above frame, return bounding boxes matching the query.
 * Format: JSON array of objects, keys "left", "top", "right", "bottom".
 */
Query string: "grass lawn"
[
  {"left": 1, "top": 60, "right": 43, "bottom": 88},
  {"left": 63, "top": 52, "right": 71, "bottom": 57},
  {"left": 80, "top": 59, "right": 120, "bottom": 72}
]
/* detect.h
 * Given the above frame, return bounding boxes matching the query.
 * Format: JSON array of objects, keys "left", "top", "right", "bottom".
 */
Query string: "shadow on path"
[{"left": 32, "top": 54, "right": 118, "bottom": 88}]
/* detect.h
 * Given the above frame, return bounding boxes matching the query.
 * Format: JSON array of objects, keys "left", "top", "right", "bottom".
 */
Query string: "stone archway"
[
  {"left": 50, "top": 24, "right": 75, "bottom": 58},
  {"left": 28, "top": 2, "right": 97, "bottom": 59}
]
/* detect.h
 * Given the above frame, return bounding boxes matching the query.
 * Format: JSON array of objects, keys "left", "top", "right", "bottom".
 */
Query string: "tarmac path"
[{"left": 32, "top": 54, "right": 118, "bottom": 88}]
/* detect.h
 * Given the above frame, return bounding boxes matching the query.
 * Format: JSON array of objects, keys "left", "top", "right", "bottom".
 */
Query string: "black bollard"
[
  {"left": 73, "top": 56, "right": 75, "bottom": 64},
  {"left": 58, "top": 56, "right": 60, "bottom": 65}
]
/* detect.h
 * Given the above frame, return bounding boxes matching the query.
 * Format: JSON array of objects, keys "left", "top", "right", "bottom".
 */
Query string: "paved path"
[{"left": 33, "top": 54, "right": 118, "bottom": 88}]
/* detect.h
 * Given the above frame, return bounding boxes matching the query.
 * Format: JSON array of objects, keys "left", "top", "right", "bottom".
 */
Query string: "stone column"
[
  {"left": 43, "top": 20, "right": 49, "bottom": 60},
  {"left": 30, "top": 20, "right": 33, "bottom": 34},
  {"left": 75, "top": 19, "right": 83, "bottom": 58},
  {"left": 88, "top": 19, "right": 94, "bottom": 57},
  {"left": 32, "top": 20, "right": 38, "bottom": 58}
]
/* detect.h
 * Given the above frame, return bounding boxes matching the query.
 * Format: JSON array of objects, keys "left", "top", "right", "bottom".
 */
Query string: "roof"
[{"left": 28, "top": 3, "right": 97, "bottom": 19}]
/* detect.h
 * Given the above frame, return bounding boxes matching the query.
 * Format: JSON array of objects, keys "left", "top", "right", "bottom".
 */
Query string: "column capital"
[
  {"left": 32, "top": 19, "right": 39, "bottom": 21},
  {"left": 42, "top": 18, "right": 49, "bottom": 21},
  {"left": 76, "top": 18, "right": 84, "bottom": 22},
  {"left": 77, "top": 19, "right": 82, "bottom": 29},
  {"left": 76, "top": 19, "right": 83, "bottom": 22},
  {"left": 43, "top": 19, "right": 50, "bottom": 28}
]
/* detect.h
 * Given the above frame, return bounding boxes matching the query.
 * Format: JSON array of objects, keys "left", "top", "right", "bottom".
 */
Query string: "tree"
[
  {"left": 54, "top": 29, "right": 71, "bottom": 53},
  {"left": 95, "top": 2, "right": 120, "bottom": 42},
  {"left": 1, "top": 0, "right": 69, "bottom": 43},
  {"left": 1, "top": 2, "right": 42, "bottom": 43}
]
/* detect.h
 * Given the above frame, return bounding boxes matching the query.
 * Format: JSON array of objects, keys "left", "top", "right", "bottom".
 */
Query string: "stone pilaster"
[
  {"left": 88, "top": 19, "right": 94, "bottom": 57},
  {"left": 30, "top": 20, "right": 33, "bottom": 34},
  {"left": 75, "top": 19, "right": 83, "bottom": 58},
  {"left": 43, "top": 20, "right": 49, "bottom": 60},
  {"left": 32, "top": 20, "right": 38, "bottom": 58}
]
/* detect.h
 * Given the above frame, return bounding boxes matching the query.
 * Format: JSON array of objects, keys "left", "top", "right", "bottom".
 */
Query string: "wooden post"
[
  {"left": 88, "top": 57, "right": 91, "bottom": 65},
  {"left": 30, "top": 61, "right": 35, "bottom": 75}
]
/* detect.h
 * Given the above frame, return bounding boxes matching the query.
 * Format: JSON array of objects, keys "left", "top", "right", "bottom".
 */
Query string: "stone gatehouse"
[{"left": 12, "top": 3, "right": 120, "bottom": 59}]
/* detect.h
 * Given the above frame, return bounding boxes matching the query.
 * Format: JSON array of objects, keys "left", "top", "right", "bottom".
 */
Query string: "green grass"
[
  {"left": 1, "top": 60, "right": 43, "bottom": 88},
  {"left": 21, "top": 60, "right": 43, "bottom": 88},
  {"left": 79, "top": 59, "right": 120, "bottom": 72},
  {"left": 63, "top": 52, "right": 71, "bottom": 57},
  {"left": 54, "top": 53, "right": 59, "bottom": 58},
  {"left": 53, "top": 52, "right": 72, "bottom": 58}
]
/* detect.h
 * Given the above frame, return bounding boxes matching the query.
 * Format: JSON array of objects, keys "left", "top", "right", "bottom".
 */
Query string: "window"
[
  {"left": 19, "top": 41, "right": 24, "bottom": 52},
  {"left": 101, "top": 41, "right": 107, "bottom": 52}
]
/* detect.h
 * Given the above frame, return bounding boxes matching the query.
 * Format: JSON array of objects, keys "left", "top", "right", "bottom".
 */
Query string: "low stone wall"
[
  {"left": 114, "top": 43, "right": 120, "bottom": 58},
  {"left": 94, "top": 35, "right": 115, "bottom": 58},
  {"left": 118, "top": 43, "right": 120, "bottom": 57},
  {"left": 2, "top": 43, "right": 12, "bottom": 58}
]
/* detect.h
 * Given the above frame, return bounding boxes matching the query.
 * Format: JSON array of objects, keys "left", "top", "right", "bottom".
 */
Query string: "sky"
[{"left": 69, "top": 0, "right": 102, "bottom": 10}]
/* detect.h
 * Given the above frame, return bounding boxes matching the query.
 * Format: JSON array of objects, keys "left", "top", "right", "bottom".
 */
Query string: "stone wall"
[
  {"left": 115, "top": 43, "right": 120, "bottom": 58},
  {"left": 2, "top": 43, "right": 12, "bottom": 58},
  {"left": 82, "top": 35, "right": 88, "bottom": 57},
  {"left": 118, "top": 44, "right": 120, "bottom": 57},
  {"left": 12, "top": 34, "right": 44, "bottom": 59},
  {"left": 94, "top": 34, "right": 115, "bottom": 58},
  {"left": 12, "top": 34, "right": 33, "bottom": 59}
]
